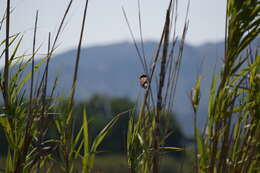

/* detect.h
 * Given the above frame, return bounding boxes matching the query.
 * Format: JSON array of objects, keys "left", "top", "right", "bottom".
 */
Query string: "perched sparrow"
[{"left": 139, "top": 74, "right": 149, "bottom": 89}]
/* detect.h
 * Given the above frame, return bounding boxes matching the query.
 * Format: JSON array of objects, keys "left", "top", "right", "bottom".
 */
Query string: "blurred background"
[
  {"left": 0, "top": 0, "right": 227, "bottom": 133},
  {"left": 0, "top": 0, "right": 228, "bottom": 172}
]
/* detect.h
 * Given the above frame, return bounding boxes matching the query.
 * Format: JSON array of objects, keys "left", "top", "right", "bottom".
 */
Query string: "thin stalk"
[
  {"left": 36, "top": 32, "right": 51, "bottom": 98},
  {"left": 3, "top": 0, "right": 10, "bottom": 108},
  {"left": 190, "top": 86, "right": 199, "bottom": 173},
  {"left": 65, "top": 0, "right": 89, "bottom": 172},
  {"left": 29, "top": 10, "right": 38, "bottom": 116},
  {"left": 168, "top": 6, "right": 189, "bottom": 109},
  {"left": 122, "top": 8, "right": 146, "bottom": 74},
  {"left": 37, "top": 32, "right": 52, "bottom": 146},
  {"left": 67, "top": 0, "right": 89, "bottom": 124},
  {"left": 14, "top": 11, "right": 38, "bottom": 173},
  {"left": 137, "top": 0, "right": 148, "bottom": 74},
  {"left": 152, "top": 8, "right": 170, "bottom": 173},
  {"left": 139, "top": 16, "right": 166, "bottom": 117},
  {"left": 50, "top": 0, "right": 74, "bottom": 55}
]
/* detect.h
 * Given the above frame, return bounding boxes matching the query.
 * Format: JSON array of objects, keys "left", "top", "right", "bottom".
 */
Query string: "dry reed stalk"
[
  {"left": 3, "top": 0, "right": 10, "bottom": 109},
  {"left": 64, "top": 0, "right": 89, "bottom": 172},
  {"left": 152, "top": 6, "right": 170, "bottom": 173},
  {"left": 14, "top": 10, "right": 38, "bottom": 173}
]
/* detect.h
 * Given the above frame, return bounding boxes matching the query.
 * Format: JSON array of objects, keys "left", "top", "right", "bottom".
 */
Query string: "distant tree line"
[{"left": 0, "top": 94, "right": 187, "bottom": 158}]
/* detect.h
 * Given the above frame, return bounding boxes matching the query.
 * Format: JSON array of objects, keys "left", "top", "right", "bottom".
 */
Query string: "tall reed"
[
  {"left": 191, "top": 0, "right": 260, "bottom": 172},
  {"left": 0, "top": 0, "right": 125, "bottom": 172},
  {"left": 125, "top": 0, "right": 189, "bottom": 172}
]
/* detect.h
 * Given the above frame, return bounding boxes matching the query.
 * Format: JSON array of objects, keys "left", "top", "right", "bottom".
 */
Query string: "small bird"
[{"left": 139, "top": 74, "right": 149, "bottom": 89}]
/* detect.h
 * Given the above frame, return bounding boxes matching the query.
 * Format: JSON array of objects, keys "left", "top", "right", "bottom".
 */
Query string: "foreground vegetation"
[{"left": 0, "top": 0, "right": 259, "bottom": 173}]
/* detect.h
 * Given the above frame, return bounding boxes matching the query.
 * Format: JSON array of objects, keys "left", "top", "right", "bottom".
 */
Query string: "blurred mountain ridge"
[
  {"left": 40, "top": 40, "right": 225, "bottom": 135},
  {"left": 7, "top": 39, "right": 259, "bottom": 135}
]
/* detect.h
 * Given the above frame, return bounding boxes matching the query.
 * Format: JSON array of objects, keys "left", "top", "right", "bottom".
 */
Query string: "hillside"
[{"left": 34, "top": 41, "right": 224, "bottom": 135}]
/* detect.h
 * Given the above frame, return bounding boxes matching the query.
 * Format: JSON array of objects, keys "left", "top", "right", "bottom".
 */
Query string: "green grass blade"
[{"left": 82, "top": 108, "right": 90, "bottom": 173}]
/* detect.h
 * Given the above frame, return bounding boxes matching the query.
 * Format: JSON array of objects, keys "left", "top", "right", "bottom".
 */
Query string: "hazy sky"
[{"left": 0, "top": 0, "right": 226, "bottom": 54}]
